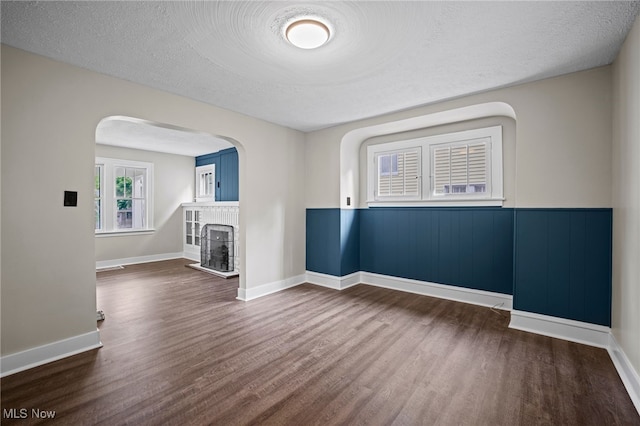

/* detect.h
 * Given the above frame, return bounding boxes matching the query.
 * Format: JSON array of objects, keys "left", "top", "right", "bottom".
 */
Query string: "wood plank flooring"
[{"left": 1, "top": 258, "right": 638, "bottom": 425}]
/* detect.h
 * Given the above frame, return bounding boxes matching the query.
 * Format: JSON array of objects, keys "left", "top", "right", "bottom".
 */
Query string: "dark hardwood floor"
[{"left": 1, "top": 258, "right": 638, "bottom": 425}]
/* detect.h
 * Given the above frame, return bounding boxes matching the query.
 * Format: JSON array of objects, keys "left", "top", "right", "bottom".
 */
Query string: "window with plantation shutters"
[
  {"left": 375, "top": 148, "right": 421, "bottom": 200},
  {"left": 367, "top": 125, "right": 502, "bottom": 206},
  {"left": 432, "top": 141, "right": 488, "bottom": 196}
]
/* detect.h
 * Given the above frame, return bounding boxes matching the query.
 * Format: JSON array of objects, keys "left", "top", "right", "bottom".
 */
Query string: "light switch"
[{"left": 64, "top": 191, "right": 78, "bottom": 207}]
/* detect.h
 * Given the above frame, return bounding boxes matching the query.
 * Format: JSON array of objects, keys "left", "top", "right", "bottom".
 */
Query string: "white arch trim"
[{"left": 340, "top": 101, "right": 517, "bottom": 209}]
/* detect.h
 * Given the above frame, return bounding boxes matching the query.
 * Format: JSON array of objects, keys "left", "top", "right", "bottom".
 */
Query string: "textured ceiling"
[
  {"left": 2, "top": 1, "right": 639, "bottom": 133},
  {"left": 96, "top": 117, "right": 233, "bottom": 157}
]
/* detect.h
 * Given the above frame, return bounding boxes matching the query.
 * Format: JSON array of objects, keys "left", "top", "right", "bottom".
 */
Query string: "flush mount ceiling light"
[{"left": 285, "top": 19, "right": 330, "bottom": 49}]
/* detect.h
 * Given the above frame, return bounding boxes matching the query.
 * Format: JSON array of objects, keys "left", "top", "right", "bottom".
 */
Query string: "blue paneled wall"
[
  {"left": 360, "top": 207, "right": 514, "bottom": 294},
  {"left": 306, "top": 208, "right": 361, "bottom": 277},
  {"left": 306, "top": 207, "right": 612, "bottom": 326},
  {"left": 340, "top": 209, "right": 360, "bottom": 275},
  {"left": 306, "top": 209, "right": 341, "bottom": 276},
  {"left": 514, "top": 209, "right": 611, "bottom": 326}
]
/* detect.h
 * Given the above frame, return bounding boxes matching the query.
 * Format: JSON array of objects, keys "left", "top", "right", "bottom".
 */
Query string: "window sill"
[
  {"left": 95, "top": 229, "right": 155, "bottom": 238},
  {"left": 367, "top": 198, "right": 504, "bottom": 208}
]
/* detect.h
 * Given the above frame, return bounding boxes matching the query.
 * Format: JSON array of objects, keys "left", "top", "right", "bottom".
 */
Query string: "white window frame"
[
  {"left": 95, "top": 157, "right": 154, "bottom": 235},
  {"left": 95, "top": 164, "right": 104, "bottom": 231},
  {"left": 195, "top": 164, "right": 215, "bottom": 202},
  {"left": 367, "top": 126, "right": 503, "bottom": 207}
]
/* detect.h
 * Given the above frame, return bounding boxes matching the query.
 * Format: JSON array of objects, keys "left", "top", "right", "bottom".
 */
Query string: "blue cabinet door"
[{"left": 219, "top": 149, "right": 239, "bottom": 201}]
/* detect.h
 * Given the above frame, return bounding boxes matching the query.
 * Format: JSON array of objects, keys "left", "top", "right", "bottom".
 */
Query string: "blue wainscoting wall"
[
  {"left": 340, "top": 209, "right": 360, "bottom": 275},
  {"left": 306, "top": 208, "right": 360, "bottom": 277},
  {"left": 306, "top": 207, "right": 612, "bottom": 327},
  {"left": 306, "top": 209, "right": 342, "bottom": 276},
  {"left": 514, "top": 209, "right": 612, "bottom": 326},
  {"left": 359, "top": 207, "right": 514, "bottom": 295}
]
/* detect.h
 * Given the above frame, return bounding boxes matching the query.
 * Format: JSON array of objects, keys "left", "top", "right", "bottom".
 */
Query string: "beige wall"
[
  {"left": 305, "top": 125, "right": 344, "bottom": 208},
  {"left": 1, "top": 45, "right": 306, "bottom": 356},
  {"left": 306, "top": 66, "right": 612, "bottom": 209},
  {"left": 612, "top": 15, "right": 640, "bottom": 384},
  {"left": 94, "top": 144, "right": 194, "bottom": 263}
]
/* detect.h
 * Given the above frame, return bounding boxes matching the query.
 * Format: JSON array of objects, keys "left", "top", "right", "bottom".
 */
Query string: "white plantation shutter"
[
  {"left": 403, "top": 150, "right": 420, "bottom": 195},
  {"left": 432, "top": 140, "right": 488, "bottom": 196},
  {"left": 376, "top": 148, "right": 421, "bottom": 199},
  {"left": 377, "top": 154, "right": 392, "bottom": 196},
  {"left": 433, "top": 147, "right": 450, "bottom": 194},
  {"left": 468, "top": 143, "right": 486, "bottom": 187},
  {"left": 450, "top": 146, "right": 468, "bottom": 191}
]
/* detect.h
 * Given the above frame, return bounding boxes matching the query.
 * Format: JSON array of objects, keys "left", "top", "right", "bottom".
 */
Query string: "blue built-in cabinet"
[
  {"left": 306, "top": 207, "right": 613, "bottom": 327},
  {"left": 196, "top": 147, "right": 239, "bottom": 201}
]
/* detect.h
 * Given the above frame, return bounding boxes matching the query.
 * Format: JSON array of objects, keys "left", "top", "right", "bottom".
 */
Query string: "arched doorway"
[{"left": 94, "top": 115, "right": 245, "bottom": 293}]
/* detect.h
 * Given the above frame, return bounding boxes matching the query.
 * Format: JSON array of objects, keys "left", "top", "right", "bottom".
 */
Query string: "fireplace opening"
[{"left": 201, "top": 224, "right": 234, "bottom": 273}]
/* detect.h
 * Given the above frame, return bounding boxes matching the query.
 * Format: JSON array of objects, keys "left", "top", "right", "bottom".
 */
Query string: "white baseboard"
[
  {"left": 305, "top": 271, "right": 360, "bottom": 290},
  {"left": 96, "top": 252, "right": 184, "bottom": 270},
  {"left": 608, "top": 333, "right": 640, "bottom": 414},
  {"left": 241, "top": 270, "right": 512, "bottom": 310},
  {"left": 1, "top": 330, "right": 102, "bottom": 377},
  {"left": 509, "top": 310, "right": 611, "bottom": 348},
  {"left": 305, "top": 271, "right": 512, "bottom": 310},
  {"left": 359, "top": 272, "right": 513, "bottom": 310},
  {"left": 182, "top": 250, "right": 199, "bottom": 262},
  {"left": 236, "top": 274, "right": 306, "bottom": 301}
]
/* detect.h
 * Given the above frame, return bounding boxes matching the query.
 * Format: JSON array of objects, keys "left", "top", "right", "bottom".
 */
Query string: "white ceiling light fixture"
[{"left": 285, "top": 18, "right": 330, "bottom": 49}]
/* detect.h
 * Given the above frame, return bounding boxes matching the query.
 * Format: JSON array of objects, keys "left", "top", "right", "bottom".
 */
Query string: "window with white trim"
[
  {"left": 195, "top": 164, "right": 215, "bottom": 202},
  {"left": 95, "top": 157, "right": 154, "bottom": 233},
  {"left": 367, "top": 126, "right": 502, "bottom": 206}
]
